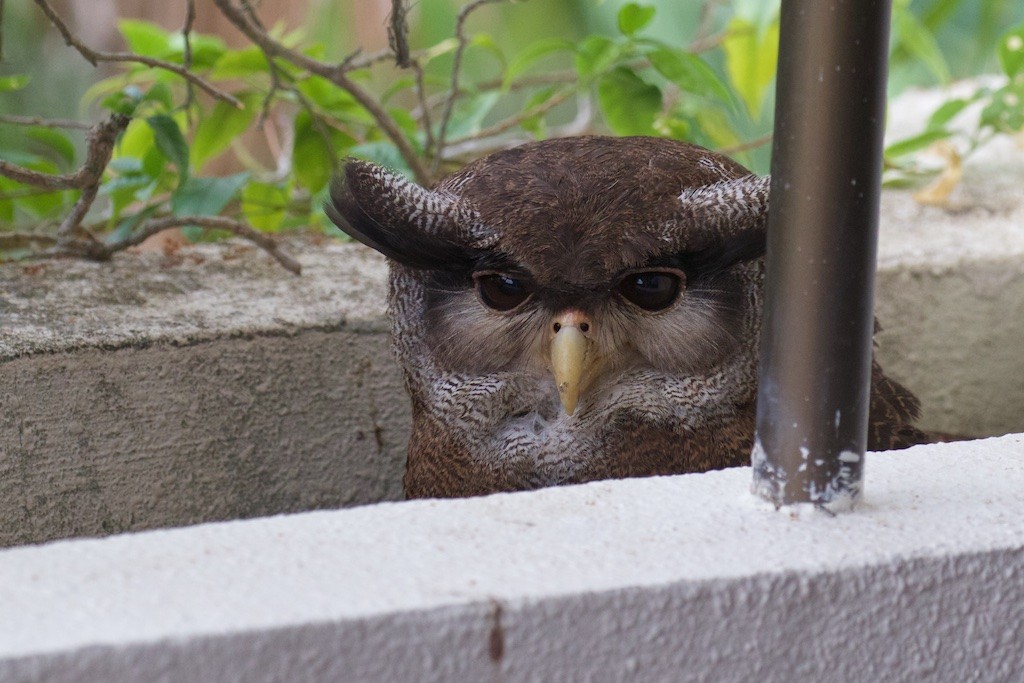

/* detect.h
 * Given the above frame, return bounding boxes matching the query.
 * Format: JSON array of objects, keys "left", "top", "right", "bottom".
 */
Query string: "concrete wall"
[
  {"left": 4, "top": 158, "right": 1024, "bottom": 547},
  {"left": 0, "top": 330, "right": 407, "bottom": 548},
  {"left": 0, "top": 243, "right": 410, "bottom": 548},
  {"left": 1, "top": 434, "right": 1022, "bottom": 682}
]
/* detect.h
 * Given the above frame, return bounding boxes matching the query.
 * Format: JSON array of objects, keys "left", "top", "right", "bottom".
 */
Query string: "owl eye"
[
  {"left": 474, "top": 273, "right": 533, "bottom": 312},
  {"left": 618, "top": 270, "right": 684, "bottom": 311}
]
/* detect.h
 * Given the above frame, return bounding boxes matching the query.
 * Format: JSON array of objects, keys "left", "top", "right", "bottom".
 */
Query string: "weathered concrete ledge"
[
  {"left": 2, "top": 91, "right": 1024, "bottom": 547},
  {"left": 1, "top": 435, "right": 1022, "bottom": 682},
  {"left": 1, "top": 241, "right": 408, "bottom": 547}
]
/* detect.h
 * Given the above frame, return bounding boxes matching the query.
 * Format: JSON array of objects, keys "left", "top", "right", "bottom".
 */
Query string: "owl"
[{"left": 326, "top": 136, "right": 927, "bottom": 498}]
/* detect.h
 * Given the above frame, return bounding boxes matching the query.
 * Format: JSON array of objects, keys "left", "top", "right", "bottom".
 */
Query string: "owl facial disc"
[{"left": 550, "top": 310, "right": 597, "bottom": 416}]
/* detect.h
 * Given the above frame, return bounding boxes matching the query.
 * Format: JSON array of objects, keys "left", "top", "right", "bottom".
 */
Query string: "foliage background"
[{"left": 0, "top": 0, "right": 1022, "bottom": 265}]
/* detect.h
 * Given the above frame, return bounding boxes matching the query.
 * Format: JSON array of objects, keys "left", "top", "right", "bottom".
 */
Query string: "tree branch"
[
  {"left": 433, "top": 0, "right": 507, "bottom": 172},
  {"left": 182, "top": 0, "right": 197, "bottom": 113},
  {"left": 32, "top": 0, "right": 242, "bottom": 108},
  {"left": 446, "top": 87, "right": 574, "bottom": 145},
  {"left": 388, "top": 0, "right": 412, "bottom": 68},
  {"left": 210, "top": 0, "right": 431, "bottom": 184},
  {"left": 0, "top": 114, "right": 129, "bottom": 196},
  {"left": 716, "top": 133, "right": 773, "bottom": 156},
  {"left": 58, "top": 114, "right": 132, "bottom": 240},
  {"left": 0, "top": 114, "right": 92, "bottom": 130},
  {"left": 105, "top": 216, "right": 301, "bottom": 274},
  {"left": 40, "top": 216, "right": 301, "bottom": 275}
]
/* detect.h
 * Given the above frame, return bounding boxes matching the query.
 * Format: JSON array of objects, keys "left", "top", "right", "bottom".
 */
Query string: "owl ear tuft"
[
  {"left": 666, "top": 174, "right": 771, "bottom": 249},
  {"left": 325, "top": 160, "right": 488, "bottom": 271}
]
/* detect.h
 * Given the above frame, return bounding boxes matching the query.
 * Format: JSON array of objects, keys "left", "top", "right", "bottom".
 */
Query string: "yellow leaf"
[{"left": 723, "top": 18, "right": 779, "bottom": 119}]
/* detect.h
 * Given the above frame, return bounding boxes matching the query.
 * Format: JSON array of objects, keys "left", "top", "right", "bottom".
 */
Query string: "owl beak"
[{"left": 550, "top": 312, "right": 596, "bottom": 416}]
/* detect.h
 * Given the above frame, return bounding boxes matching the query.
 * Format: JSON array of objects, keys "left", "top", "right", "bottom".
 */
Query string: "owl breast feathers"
[{"left": 326, "top": 135, "right": 927, "bottom": 498}]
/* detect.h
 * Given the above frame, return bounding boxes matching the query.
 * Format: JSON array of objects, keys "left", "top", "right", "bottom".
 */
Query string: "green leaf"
[
  {"left": 118, "top": 19, "right": 171, "bottom": 58},
  {"left": 116, "top": 119, "right": 157, "bottom": 169},
  {"left": 389, "top": 107, "right": 419, "bottom": 137},
  {"left": 26, "top": 128, "right": 76, "bottom": 166},
  {"left": 101, "top": 86, "right": 144, "bottom": 116},
  {"left": 297, "top": 77, "right": 374, "bottom": 124},
  {"left": 444, "top": 91, "right": 501, "bottom": 139},
  {"left": 980, "top": 82, "right": 1024, "bottom": 134},
  {"left": 469, "top": 33, "right": 506, "bottom": 69},
  {"left": 884, "top": 129, "right": 951, "bottom": 158},
  {"left": 505, "top": 38, "right": 575, "bottom": 86},
  {"left": 893, "top": 4, "right": 950, "bottom": 84},
  {"left": 648, "top": 47, "right": 733, "bottom": 105},
  {"left": 519, "top": 86, "right": 560, "bottom": 137},
  {"left": 617, "top": 3, "right": 656, "bottom": 37},
  {"left": 693, "top": 109, "right": 743, "bottom": 150},
  {"left": 926, "top": 98, "right": 970, "bottom": 130},
  {"left": 146, "top": 115, "right": 189, "bottom": 184},
  {"left": 653, "top": 116, "right": 690, "bottom": 140},
  {"left": 0, "top": 178, "right": 16, "bottom": 224},
  {"left": 597, "top": 67, "right": 662, "bottom": 136},
  {"left": 381, "top": 76, "right": 417, "bottom": 105},
  {"left": 575, "top": 35, "right": 620, "bottom": 82},
  {"left": 3, "top": 159, "right": 69, "bottom": 219},
  {"left": 0, "top": 74, "right": 30, "bottom": 91},
  {"left": 133, "top": 82, "right": 172, "bottom": 114},
  {"left": 211, "top": 46, "right": 270, "bottom": 79},
  {"left": 172, "top": 173, "right": 250, "bottom": 217},
  {"left": 192, "top": 96, "right": 257, "bottom": 171},
  {"left": 998, "top": 23, "right": 1024, "bottom": 78},
  {"left": 722, "top": 18, "right": 778, "bottom": 119},
  {"left": 420, "top": 38, "right": 459, "bottom": 65},
  {"left": 292, "top": 111, "right": 355, "bottom": 193},
  {"left": 109, "top": 157, "right": 145, "bottom": 175},
  {"left": 167, "top": 33, "right": 228, "bottom": 68},
  {"left": 100, "top": 174, "right": 155, "bottom": 217},
  {"left": 106, "top": 208, "right": 154, "bottom": 245},
  {"left": 241, "top": 181, "right": 288, "bottom": 232}
]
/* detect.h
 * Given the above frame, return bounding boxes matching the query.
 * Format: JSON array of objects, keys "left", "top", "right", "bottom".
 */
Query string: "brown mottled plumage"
[{"left": 326, "top": 135, "right": 928, "bottom": 499}]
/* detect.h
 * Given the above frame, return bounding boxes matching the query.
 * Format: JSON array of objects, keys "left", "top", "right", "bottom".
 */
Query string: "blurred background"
[{"left": 1, "top": 0, "right": 1022, "bottom": 236}]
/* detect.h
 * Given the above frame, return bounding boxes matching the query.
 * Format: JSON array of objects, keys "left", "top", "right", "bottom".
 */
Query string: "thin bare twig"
[
  {"left": 36, "top": 214, "right": 300, "bottom": 275},
  {"left": 716, "top": 133, "right": 773, "bottom": 156},
  {"left": 447, "top": 87, "right": 574, "bottom": 145},
  {"left": 0, "top": 233, "right": 57, "bottom": 250},
  {"left": 412, "top": 60, "right": 436, "bottom": 154},
  {"left": 0, "top": 114, "right": 93, "bottom": 129},
  {"left": 102, "top": 215, "right": 302, "bottom": 274},
  {"left": 211, "top": 0, "right": 431, "bottom": 184},
  {"left": 32, "top": 0, "right": 242, "bottom": 108},
  {"left": 182, "top": 0, "right": 197, "bottom": 113},
  {"left": 340, "top": 47, "right": 396, "bottom": 72},
  {"left": 433, "top": 0, "right": 507, "bottom": 172},
  {"left": 239, "top": 0, "right": 283, "bottom": 126},
  {"left": 388, "top": 0, "right": 412, "bottom": 68},
  {"left": 442, "top": 96, "right": 595, "bottom": 162}
]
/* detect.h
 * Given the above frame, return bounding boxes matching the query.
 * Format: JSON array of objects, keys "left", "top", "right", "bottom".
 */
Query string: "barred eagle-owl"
[{"left": 326, "top": 136, "right": 926, "bottom": 498}]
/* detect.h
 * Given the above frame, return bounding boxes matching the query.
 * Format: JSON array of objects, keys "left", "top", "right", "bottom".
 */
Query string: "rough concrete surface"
[
  {"left": 0, "top": 435, "right": 1022, "bottom": 682},
  {"left": 1, "top": 241, "right": 408, "bottom": 547},
  {"left": 873, "top": 105, "right": 1024, "bottom": 436}
]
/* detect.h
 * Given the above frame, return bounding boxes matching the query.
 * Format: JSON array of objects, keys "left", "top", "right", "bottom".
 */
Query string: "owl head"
[{"left": 327, "top": 136, "right": 771, "bottom": 495}]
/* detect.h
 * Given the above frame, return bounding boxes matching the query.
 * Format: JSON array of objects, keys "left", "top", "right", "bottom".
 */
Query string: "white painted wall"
[{"left": 2, "top": 434, "right": 1022, "bottom": 681}]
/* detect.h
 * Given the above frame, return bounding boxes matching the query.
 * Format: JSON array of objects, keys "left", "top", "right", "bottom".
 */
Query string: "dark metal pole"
[{"left": 753, "top": 0, "right": 893, "bottom": 509}]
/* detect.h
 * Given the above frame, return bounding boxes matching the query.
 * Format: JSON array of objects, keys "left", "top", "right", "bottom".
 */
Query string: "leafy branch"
[{"left": 4, "top": 0, "right": 1009, "bottom": 270}]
